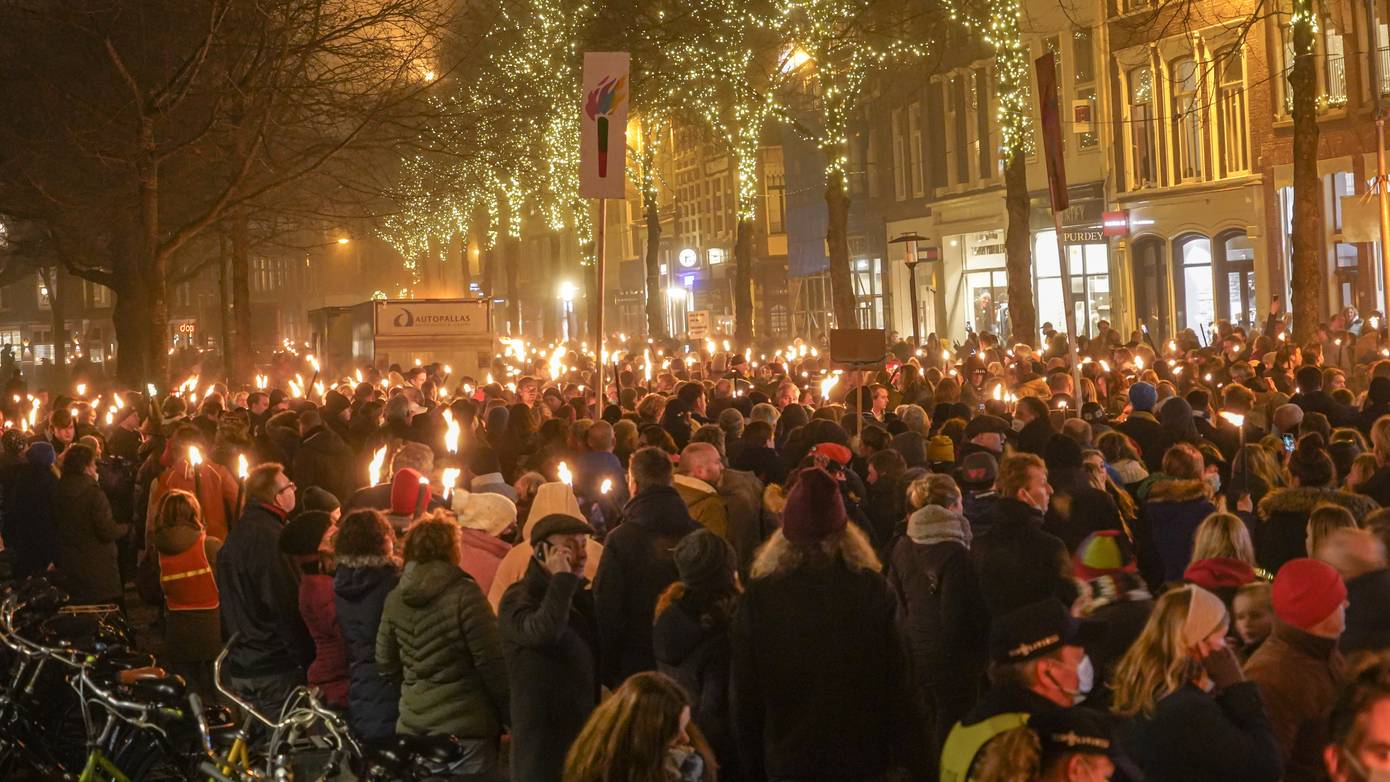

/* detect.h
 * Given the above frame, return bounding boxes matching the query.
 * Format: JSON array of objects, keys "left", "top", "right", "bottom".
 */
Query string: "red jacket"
[{"left": 298, "top": 573, "right": 349, "bottom": 708}]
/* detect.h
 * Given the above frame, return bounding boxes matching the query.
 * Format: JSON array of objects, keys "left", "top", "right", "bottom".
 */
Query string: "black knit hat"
[
  {"left": 280, "top": 510, "right": 333, "bottom": 557},
  {"left": 674, "top": 528, "right": 737, "bottom": 594},
  {"left": 300, "top": 486, "right": 340, "bottom": 514}
]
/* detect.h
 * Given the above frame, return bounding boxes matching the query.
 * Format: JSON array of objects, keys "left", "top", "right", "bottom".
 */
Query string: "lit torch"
[
  {"left": 557, "top": 460, "right": 573, "bottom": 487},
  {"left": 369, "top": 445, "right": 388, "bottom": 486}
]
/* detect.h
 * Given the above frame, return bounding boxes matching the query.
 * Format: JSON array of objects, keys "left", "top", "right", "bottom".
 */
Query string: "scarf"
[
  {"left": 906, "top": 505, "right": 973, "bottom": 548},
  {"left": 1083, "top": 572, "right": 1152, "bottom": 613}
]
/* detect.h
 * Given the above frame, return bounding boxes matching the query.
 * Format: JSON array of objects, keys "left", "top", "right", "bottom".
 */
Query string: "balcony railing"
[
  {"left": 1380, "top": 47, "right": 1390, "bottom": 95},
  {"left": 1327, "top": 54, "right": 1347, "bottom": 107}
]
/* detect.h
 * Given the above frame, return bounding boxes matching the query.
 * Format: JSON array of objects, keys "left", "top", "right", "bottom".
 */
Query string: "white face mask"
[
  {"left": 1073, "top": 654, "right": 1095, "bottom": 704},
  {"left": 1204, "top": 473, "right": 1222, "bottom": 494}
]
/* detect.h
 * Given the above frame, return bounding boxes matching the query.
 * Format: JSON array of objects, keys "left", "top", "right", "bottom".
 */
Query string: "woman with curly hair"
[
  {"left": 564, "top": 671, "right": 715, "bottom": 782},
  {"left": 376, "top": 513, "right": 510, "bottom": 773}
]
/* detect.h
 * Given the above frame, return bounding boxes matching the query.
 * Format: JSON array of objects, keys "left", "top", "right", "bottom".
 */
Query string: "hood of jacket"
[
  {"left": 1258, "top": 486, "right": 1380, "bottom": 519},
  {"left": 1146, "top": 477, "right": 1209, "bottom": 503},
  {"left": 522, "top": 482, "right": 583, "bottom": 540},
  {"left": 398, "top": 559, "right": 469, "bottom": 609},
  {"left": 153, "top": 524, "right": 203, "bottom": 556},
  {"left": 674, "top": 473, "right": 718, "bottom": 496},
  {"left": 334, "top": 562, "right": 400, "bottom": 603},
  {"left": 624, "top": 485, "right": 698, "bottom": 533},
  {"left": 1184, "top": 557, "right": 1257, "bottom": 589},
  {"left": 906, "top": 505, "right": 972, "bottom": 547}
]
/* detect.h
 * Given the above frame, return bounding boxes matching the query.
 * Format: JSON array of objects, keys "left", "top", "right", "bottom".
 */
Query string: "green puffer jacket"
[{"left": 376, "top": 560, "right": 510, "bottom": 737}]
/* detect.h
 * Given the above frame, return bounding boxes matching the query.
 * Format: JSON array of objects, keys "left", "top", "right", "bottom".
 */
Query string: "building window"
[
  {"left": 1074, "top": 29, "right": 1098, "bottom": 150},
  {"left": 892, "top": 107, "right": 906, "bottom": 200},
  {"left": 1221, "top": 231, "right": 1257, "bottom": 330},
  {"left": 36, "top": 274, "right": 49, "bottom": 310},
  {"left": 952, "top": 75, "right": 969, "bottom": 184},
  {"left": 1035, "top": 233, "right": 1111, "bottom": 338},
  {"left": 763, "top": 148, "right": 786, "bottom": 235},
  {"left": 852, "top": 257, "right": 884, "bottom": 328},
  {"left": 84, "top": 280, "right": 111, "bottom": 308},
  {"left": 1216, "top": 48, "right": 1249, "bottom": 175},
  {"left": 974, "top": 68, "right": 993, "bottom": 174},
  {"left": 908, "top": 102, "right": 924, "bottom": 197},
  {"left": 1326, "top": 26, "right": 1347, "bottom": 107},
  {"left": 1128, "top": 65, "right": 1159, "bottom": 188},
  {"left": 1170, "top": 57, "right": 1204, "bottom": 182},
  {"left": 1175, "top": 234, "right": 1214, "bottom": 333}
]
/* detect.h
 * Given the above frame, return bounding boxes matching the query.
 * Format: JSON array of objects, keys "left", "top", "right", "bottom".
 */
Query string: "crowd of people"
[{"left": 1, "top": 297, "right": 1390, "bottom": 781}]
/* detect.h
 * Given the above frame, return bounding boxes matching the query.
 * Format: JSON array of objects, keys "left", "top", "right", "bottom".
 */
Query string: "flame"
[
  {"left": 75, "top": 383, "right": 86, "bottom": 397},
  {"left": 993, "top": 385, "right": 1003, "bottom": 401},
  {"left": 308, "top": 355, "right": 320, "bottom": 373},
  {"left": 820, "top": 373, "right": 839, "bottom": 400},
  {"left": 187, "top": 445, "right": 203, "bottom": 467},
  {"left": 414, "top": 357, "right": 422, "bottom": 367},
  {"left": 354, "top": 369, "right": 364, "bottom": 384},
  {"left": 600, "top": 478, "right": 613, "bottom": 495},
  {"left": 442, "top": 468, "right": 461, "bottom": 501},
  {"left": 103, "top": 409, "right": 114, "bottom": 426},
  {"left": 1100, "top": 360, "right": 1111, "bottom": 373},
  {"left": 237, "top": 453, "right": 249, "bottom": 480},
  {"left": 314, "top": 381, "right": 325, "bottom": 399},
  {"left": 557, "top": 461, "right": 573, "bottom": 486},
  {"left": 1219, "top": 411, "right": 1245, "bottom": 427},
  {"left": 113, "top": 394, "right": 124, "bottom": 410},
  {"left": 288, "top": 380, "right": 304, "bottom": 398},
  {"left": 444, "top": 410, "right": 461, "bottom": 454},
  {"left": 583, "top": 74, "right": 627, "bottom": 120},
  {"left": 444, "top": 364, "right": 452, "bottom": 376},
  {"left": 369, "top": 445, "right": 388, "bottom": 485},
  {"left": 1134, "top": 356, "right": 1145, "bottom": 371}
]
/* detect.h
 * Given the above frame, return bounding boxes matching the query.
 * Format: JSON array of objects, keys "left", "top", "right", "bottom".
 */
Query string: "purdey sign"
[{"left": 376, "top": 300, "right": 490, "bottom": 337}]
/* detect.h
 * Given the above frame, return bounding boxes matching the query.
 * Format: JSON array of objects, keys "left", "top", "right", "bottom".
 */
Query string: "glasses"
[{"left": 277, "top": 482, "right": 297, "bottom": 495}]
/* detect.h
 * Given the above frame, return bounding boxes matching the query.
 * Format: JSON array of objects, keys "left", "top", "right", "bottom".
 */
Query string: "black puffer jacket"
[
  {"left": 593, "top": 485, "right": 699, "bottom": 686},
  {"left": 1255, "top": 487, "right": 1378, "bottom": 574},
  {"left": 653, "top": 586, "right": 740, "bottom": 781},
  {"left": 333, "top": 562, "right": 400, "bottom": 741},
  {"left": 970, "top": 498, "right": 1074, "bottom": 617}
]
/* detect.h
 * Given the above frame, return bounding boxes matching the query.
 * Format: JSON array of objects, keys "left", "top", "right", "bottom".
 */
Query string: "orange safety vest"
[{"left": 158, "top": 534, "right": 220, "bottom": 611}]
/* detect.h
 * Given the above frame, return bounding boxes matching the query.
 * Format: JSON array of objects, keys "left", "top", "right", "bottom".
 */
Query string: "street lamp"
[
  {"left": 558, "top": 281, "right": 578, "bottom": 342},
  {"left": 890, "top": 232, "right": 928, "bottom": 346}
]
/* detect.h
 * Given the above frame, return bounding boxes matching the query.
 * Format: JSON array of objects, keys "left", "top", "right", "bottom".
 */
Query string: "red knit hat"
[
  {"left": 1272, "top": 558, "right": 1347, "bottom": 631},
  {"left": 781, "top": 467, "right": 847, "bottom": 544},
  {"left": 390, "top": 467, "right": 430, "bottom": 517}
]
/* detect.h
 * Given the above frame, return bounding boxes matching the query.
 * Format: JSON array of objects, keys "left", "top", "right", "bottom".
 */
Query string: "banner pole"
[{"left": 594, "top": 198, "right": 607, "bottom": 420}]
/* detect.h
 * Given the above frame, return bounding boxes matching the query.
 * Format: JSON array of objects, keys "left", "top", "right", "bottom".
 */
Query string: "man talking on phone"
[{"left": 498, "top": 513, "right": 599, "bottom": 782}]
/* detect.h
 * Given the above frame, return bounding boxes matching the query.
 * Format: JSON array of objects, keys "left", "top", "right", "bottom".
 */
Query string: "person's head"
[
  {"left": 900, "top": 404, "right": 929, "bottom": 434},
  {"left": 1096, "top": 430, "right": 1141, "bottom": 464},
  {"left": 965, "top": 414, "right": 1010, "bottom": 452},
  {"left": 402, "top": 513, "right": 460, "bottom": 566},
  {"left": 248, "top": 391, "right": 270, "bottom": 415},
  {"left": 1297, "top": 364, "right": 1324, "bottom": 393},
  {"left": 997, "top": 452, "right": 1052, "bottom": 513},
  {"left": 59, "top": 442, "right": 96, "bottom": 478},
  {"left": 775, "top": 381, "right": 799, "bottom": 409},
  {"left": 742, "top": 419, "right": 773, "bottom": 449},
  {"left": 1317, "top": 528, "right": 1389, "bottom": 580},
  {"left": 1060, "top": 418, "right": 1093, "bottom": 449},
  {"left": 870, "top": 384, "right": 889, "bottom": 414},
  {"left": 750, "top": 402, "right": 779, "bottom": 427},
  {"left": 1233, "top": 581, "right": 1273, "bottom": 649},
  {"left": 1324, "top": 653, "right": 1390, "bottom": 782},
  {"left": 333, "top": 509, "right": 395, "bottom": 565},
  {"left": 1015, "top": 396, "right": 1050, "bottom": 425},
  {"left": 530, "top": 513, "right": 593, "bottom": 575},
  {"left": 243, "top": 462, "right": 292, "bottom": 511},
  {"left": 907, "top": 472, "right": 962, "bottom": 512},
  {"left": 673, "top": 528, "right": 738, "bottom": 597},
  {"left": 717, "top": 407, "right": 745, "bottom": 441},
  {"left": 987, "top": 599, "right": 1091, "bottom": 708},
  {"left": 564, "top": 672, "right": 707, "bottom": 782},
  {"left": 1112, "top": 585, "right": 1229, "bottom": 717},
  {"left": 300, "top": 486, "right": 341, "bottom": 523},
  {"left": 1275, "top": 403, "right": 1305, "bottom": 435},
  {"left": 1273, "top": 557, "right": 1349, "bottom": 640},
  {"left": 585, "top": 420, "right": 615, "bottom": 454},
  {"left": 390, "top": 442, "right": 434, "bottom": 481},
  {"left": 1191, "top": 512, "right": 1256, "bottom": 565},
  {"left": 867, "top": 447, "right": 907, "bottom": 486},
  {"left": 1128, "top": 381, "right": 1157, "bottom": 413},
  {"left": 1160, "top": 442, "right": 1204, "bottom": 481},
  {"left": 1309, "top": 503, "right": 1359, "bottom": 556},
  {"left": 154, "top": 489, "right": 202, "bottom": 533},
  {"left": 751, "top": 467, "right": 880, "bottom": 577},
  {"left": 676, "top": 381, "right": 707, "bottom": 416},
  {"left": 629, "top": 445, "right": 674, "bottom": 496},
  {"left": 48, "top": 409, "right": 74, "bottom": 444},
  {"left": 678, "top": 442, "right": 723, "bottom": 486},
  {"left": 1032, "top": 707, "right": 1118, "bottom": 782}
]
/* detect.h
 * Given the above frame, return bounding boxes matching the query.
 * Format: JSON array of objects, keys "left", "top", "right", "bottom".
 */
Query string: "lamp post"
[
  {"left": 558, "top": 281, "right": 577, "bottom": 342},
  {"left": 891, "top": 232, "right": 928, "bottom": 346}
]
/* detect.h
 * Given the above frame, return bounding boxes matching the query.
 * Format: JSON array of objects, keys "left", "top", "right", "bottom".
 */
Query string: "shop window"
[
  {"left": 1175, "top": 234, "right": 1215, "bottom": 335},
  {"left": 1216, "top": 48, "right": 1249, "bottom": 175},
  {"left": 763, "top": 149, "right": 786, "bottom": 235},
  {"left": 1128, "top": 65, "right": 1159, "bottom": 188},
  {"left": 892, "top": 108, "right": 906, "bottom": 200},
  {"left": 1034, "top": 232, "right": 1111, "bottom": 338},
  {"left": 853, "top": 257, "right": 884, "bottom": 328},
  {"left": 1170, "top": 57, "right": 1205, "bottom": 182},
  {"left": 1221, "top": 231, "right": 1257, "bottom": 330},
  {"left": 1132, "top": 236, "right": 1171, "bottom": 340}
]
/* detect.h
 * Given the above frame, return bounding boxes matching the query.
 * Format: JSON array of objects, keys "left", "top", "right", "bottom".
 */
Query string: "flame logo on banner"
[{"left": 584, "top": 75, "right": 627, "bottom": 178}]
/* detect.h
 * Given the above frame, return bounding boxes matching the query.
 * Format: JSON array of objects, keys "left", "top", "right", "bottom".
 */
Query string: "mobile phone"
[
  {"left": 1282, "top": 433, "right": 1295, "bottom": 453},
  {"left": 146, "top": 383, "right": 158, "bottom": 397}
]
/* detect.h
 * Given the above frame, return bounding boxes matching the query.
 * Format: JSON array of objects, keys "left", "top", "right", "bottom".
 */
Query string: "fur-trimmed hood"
[
  {"left": 1257, "top": 486, "right": 1380, "bottom": 520},
  {"left": 1145, "top": 477, "right": 1210, "bottom": 503}
]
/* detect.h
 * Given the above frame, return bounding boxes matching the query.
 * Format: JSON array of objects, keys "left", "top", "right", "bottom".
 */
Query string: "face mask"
[
  {"left": 1343, "top": 750, "right": 1390, "bottom": 782},
  {"left": 1011, "top": 417, "right": 1026, "bottom": 432},
  {"left": 1204, "top": 473, "right": 1222, "bottom": 494},
  {"left": 1053, "top": 654, "right": 1094, "bottom": 705}
]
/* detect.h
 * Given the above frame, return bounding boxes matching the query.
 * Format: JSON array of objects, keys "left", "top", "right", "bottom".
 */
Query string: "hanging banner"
[
  {"left": 580, "top": 52, "right": 630, "bottom": 200},
  {"left": 1035, "top": 52, "right": 1069, "bottom": 213}
]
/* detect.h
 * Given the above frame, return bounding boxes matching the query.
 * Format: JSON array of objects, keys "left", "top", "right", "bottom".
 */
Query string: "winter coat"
[
  {"left": 51, "top": 471, "right": 126, "bottom": 603},
  {"left": 487, "top": 487, "right": 604, "bottom": 611},
  {"left": 376, "top": 560, "right": 509, "bottom": 737},
  {"left": 653, "top": 586, "right": 740, "bottom": 781},
  {"left": 674, "top": 474, "right": 729, "bottom": 540},
  {"left": 717, "top": 469, "right": 769, "bottom": 578},
  {"left": 1116, "top": 412, "right": 1166, "bottom": 472},
  {"left": 1343, "top": 568, "right": 1390, "bottom": 656},
  {"left": 970, "top": 497, "right": 1074, "bottom": 617},
  {"left": 593, "top": 485, "right": 699, "bottom": 686},
  {"left": 731, "top": 445, "right": 787, "bottom": 487},
  {"left": 299, "top": 573, "right": 349, "bottom": 709},
  {"left": 1012, "top": 418, "right": 1055, "bottom": 457},
  {"left": 1078, "top": 573, "right": 1153, "bottom": 691},
  {"left": 730, "top": 559, "right": 922, "bottom": 781},
  {"left": 1245, "top": 621, "right": 1344, "bottom": 781},
  {"left": 334, "top": 562, "right": 400, "bottom": 740},
  {"left": 457, "top": 527, "right": 511, "bottom": 597},
  {"left": 1184, "top": 557, "right": 1260, "bottom": 611},
  {"left": 153, "top": 524, "right": 223, "bottom": 663},
  {"left": 863, "top": 474, "right": 909, "bottom": 551},
  {"left": 960, "top": 489, "right": 998, "bottom": 538},
  {"left": 1256, "top": 486, "right": 1379, "bottom": 574},
  {"left": 1121, "top": 682, "right": 1283, "bottom": 782},
  {"left": 1045, "top": 482, "right": 1124, "bottom": 554},
  {"left": 292, "top": 427, "right": 357, "bottom": 508},
  {"left": 886, "top": 507, "right": 987, "bottom": 731},
  {"left": 1, "top": 462, "right": 58, "bottom": 579},
  {"left": 499, "top": 562, "right": 598, "bottom": 782},
  {"left": 216, "top": 502, "right": 315, "bottom": 679},
  {"left": 147, "top": 457, "right": 238, "bottom": 543},
  {"left": 1140, "top": 477, "right": 1216, "bottom": 586}
]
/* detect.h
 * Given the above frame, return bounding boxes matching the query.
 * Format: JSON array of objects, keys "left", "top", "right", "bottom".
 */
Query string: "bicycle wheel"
[{"left": 119, "top": 744, "right": 193, "bottom": 782}]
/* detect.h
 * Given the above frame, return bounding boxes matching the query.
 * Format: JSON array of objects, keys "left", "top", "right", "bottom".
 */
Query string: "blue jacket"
[
  {"left": 333, "top": 563, "right": 401, "bottom": 741},
  {"left": 1139, "top": 478, "right": 1215, "bottom": 586}
]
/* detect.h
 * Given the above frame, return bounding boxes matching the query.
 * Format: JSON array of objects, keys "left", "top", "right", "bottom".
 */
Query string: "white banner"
[
  {"left": 580, "top": 52, "right": 630, "bottom": 200},
  {"left": 375, "top": 300, "right": 490, "bottom": 337}
]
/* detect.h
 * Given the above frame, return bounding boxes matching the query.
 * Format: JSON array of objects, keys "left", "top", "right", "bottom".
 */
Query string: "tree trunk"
[
  {"left": 1289, "top": 4, "right": 1324, "bottom": 344},
  {"left": 230, "top": 213, "right": 253, "bottom": 380},
  {"left": 41, "top": 267, "right": 66, "bottom": 389},
  {"left": 506, "top": 237, "right": 521, "bottom": 335},
  {"left": 734, "top": 216, "right": 755, "bottom": 344},
  {"left": 825, "top": 168, "right": 856, "bottom": 330},
  {"left": 545, "top": 233, "right": 563, "bottom": 341},
  {"left": 644, "top": 196, "right": 666, "bottom": 340},
  {"left": 218, "top": 232, "right": 234, "bottom": 382},
  {"left": 137, "top": 119, "right": 169, "bottom": 386},
  {"left": 1004, "top": 148, "right": 1036, "bottom": 346},
  {"left": 111, "top": 281, "right": 149, "bottom": 388}
]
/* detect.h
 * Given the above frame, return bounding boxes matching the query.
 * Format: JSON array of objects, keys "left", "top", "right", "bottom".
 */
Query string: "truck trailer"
[{"left": 308, "top": 298, "right": 496, "bottom": 378}]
